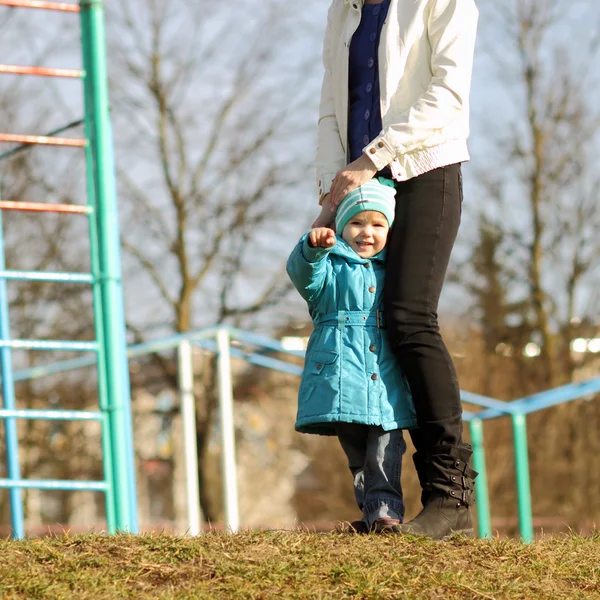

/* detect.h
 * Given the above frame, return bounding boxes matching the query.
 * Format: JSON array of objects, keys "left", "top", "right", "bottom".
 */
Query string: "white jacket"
[{"left": 317, "top": 0, "right": 479, "bottom": 200}]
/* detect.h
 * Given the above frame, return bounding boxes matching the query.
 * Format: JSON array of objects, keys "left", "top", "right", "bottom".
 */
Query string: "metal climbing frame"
[{"left": 0, "top": 0, "right": 137, "bottom": 538}]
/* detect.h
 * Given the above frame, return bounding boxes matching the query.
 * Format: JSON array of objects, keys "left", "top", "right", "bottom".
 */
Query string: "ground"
[{"left": 0, "top": 530, "right": 599, "bottom": 599}]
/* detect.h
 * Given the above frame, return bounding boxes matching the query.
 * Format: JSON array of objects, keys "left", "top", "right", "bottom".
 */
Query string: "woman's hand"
[
  {"left": 311, "top": 194, "right": 336, "bottom": 228},
  {"left": 329, "top": 154, "right": 378, "bottom": 208},
  {"left": 309, "top": 227, "right": 336, "bottom": 248}
]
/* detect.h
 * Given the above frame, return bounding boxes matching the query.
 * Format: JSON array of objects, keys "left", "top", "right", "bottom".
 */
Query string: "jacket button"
[
  {"left": 371, "top": 373, "right": 378, "bottom": 380},
  {"left": 316, "top": 364, "right": 323, "bottom": 370},
  {"left": 368, "top": 286, "right": 375, "bottom": 293},
  {"left": 369, "top": 345, "right": 376, "bottom": 352},
  {"left": 378, "top": 141, "right": 385, "bottom": 148},
  {"left": 369, "top": 147, "right": 376, "bottom": 154}
]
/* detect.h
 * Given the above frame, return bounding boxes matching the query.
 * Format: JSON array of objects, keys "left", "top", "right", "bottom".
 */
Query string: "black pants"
[{"left": 384, "top": 163, "right": 464, "bottom": 453}]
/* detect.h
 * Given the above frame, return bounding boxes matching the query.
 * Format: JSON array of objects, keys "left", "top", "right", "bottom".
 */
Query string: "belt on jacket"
[{"left": 313, "top": 310, "right": 386, "bottom": 329}]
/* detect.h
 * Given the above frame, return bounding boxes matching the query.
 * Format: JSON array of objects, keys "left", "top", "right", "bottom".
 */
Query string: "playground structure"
[
  {"left": 4, "top": 323, "right": 600, "bottom": 541},
  {"left": 0, "top": 0, "right": 137, "bottom": 537},
  {"left": 0, "top": 1, "right": 599, "bottom": 544}
]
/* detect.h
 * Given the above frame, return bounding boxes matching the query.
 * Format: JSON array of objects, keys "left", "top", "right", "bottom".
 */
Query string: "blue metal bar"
[
  {"left": 11, "top": 327, "right": 220, "bottom": 382},
  {"left": 0, "top": 340, "right": 97, "bottom": 351},
  {"left": 462, "top": 410, "right": 475, "bottom": 421},
  {"left": 460, "top": 390, "right": 517, "bottom": 414},
  {"left": 0, "top": 208, "right": 25, "bottom": 538},
  {"left": 0, "top": 479, "right": 108, "bottom": 491},
  {"left": 513, "top": 377, "right": 600, "bottom": 414},
  {"left": 197, "top": 338, "right": 304, "bottom": 376},
  {"left": 0, "top": 409, "right": 102, "bottom": 420},
  {"left": 228, "top": 327, "right": 306, "bottom": 358},
  {"left": 0, "top": 270, "right": 93, "bottom": 283}
]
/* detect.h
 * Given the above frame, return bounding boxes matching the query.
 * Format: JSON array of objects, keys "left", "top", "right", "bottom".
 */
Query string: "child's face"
[{"left": 341, "top": 210, "right": 390, "bottom": 258}]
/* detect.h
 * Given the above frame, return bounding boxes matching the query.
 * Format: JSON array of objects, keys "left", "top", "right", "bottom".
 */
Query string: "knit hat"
[{"left": 335, "top": 178, "right": 397, "bottom": 233}]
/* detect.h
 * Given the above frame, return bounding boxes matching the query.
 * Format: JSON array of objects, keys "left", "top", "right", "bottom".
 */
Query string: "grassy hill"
[{"left": 0, "top": 530, "right": 599, "bottom": 599}]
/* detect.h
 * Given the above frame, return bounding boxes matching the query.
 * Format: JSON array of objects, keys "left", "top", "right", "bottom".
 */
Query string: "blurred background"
[{"left": 0, "top": 0, "right": 599, "bottom": 537}]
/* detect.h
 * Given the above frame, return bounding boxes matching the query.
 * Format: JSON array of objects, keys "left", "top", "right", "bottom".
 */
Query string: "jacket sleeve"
[
  {"left": 315, "top": 2, "right": 347, "bottom": 202},
  {"left": 363, "top": 0, "right": 479, "bottom": 170},
  {"left": 286, "top": 234, "right": 334, "bottom": 305}
]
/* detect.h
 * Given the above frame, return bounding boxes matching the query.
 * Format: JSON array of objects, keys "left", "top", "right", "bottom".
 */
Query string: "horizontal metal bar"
[
  {"left": 0, "top": 118, "right": 84, "bottom": 162},
  {"left": 460, "top": 390, "right": 517, "bottom": 414},
  {"left": 229, "top": 326, "right": 306, "bottom": 358},
  {"left": 0, "top": 1, "right": 79, "bottom": 11},
  {"left": 0, "top": 408, "right": 102, "bottom": 421},
  {"left": 0, "top": 133, "right": 86, "bottom": 147},
  {"left": 198, "top": 338, "right": 304, "bottom": 376},
  {"left": 12, "top": 327, "right": 221, "bottom": 382},
  {"left": 514, "top": 377, "right": 600, "bottom": 415},
  {"left": 0, "top": 65, "right": 83, "bottom": 78},
  {"left": 0, "top": 340, "right": 98, "bottom": 351},
  {"left": 0, "top": 479, "right": 108, "bottom": 491},
  {"left": 0, "top": 200, "right": 90, "bottom": 214},
  {"left": 462, "top": 410, "right": 475, "bottom": 422},
  {"left": 0, "top": 270, "right": 93, "bottom": 283}
]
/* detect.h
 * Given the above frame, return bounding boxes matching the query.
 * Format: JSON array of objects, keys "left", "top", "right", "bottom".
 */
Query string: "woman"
[{"left": 312, "top": 0, "right": 479, "bottom": 539}]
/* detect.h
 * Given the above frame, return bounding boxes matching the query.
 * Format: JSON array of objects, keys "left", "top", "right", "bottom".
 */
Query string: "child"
[{"left": 286, "top": 178, "right": 417, "bottom": 533}]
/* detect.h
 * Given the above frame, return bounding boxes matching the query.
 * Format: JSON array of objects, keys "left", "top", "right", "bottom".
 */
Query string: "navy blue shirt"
[{"left": 348, "top": 0, "right": 391, "bottom": 171}]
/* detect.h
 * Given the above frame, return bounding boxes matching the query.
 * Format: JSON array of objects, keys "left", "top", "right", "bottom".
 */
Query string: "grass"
[{"left": 0, "top": 530, "right": 599, "bottom": 599}]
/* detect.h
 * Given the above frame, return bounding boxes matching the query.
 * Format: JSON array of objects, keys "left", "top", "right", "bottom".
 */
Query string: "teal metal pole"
[
  {"left": 0, "top": 207, "right": 25, "bottom": 539},
  {"left": 81, "top": 57, "right": 116, "bottom": 535},
  {"left": 80, "top": 0, "right": 138, "bottom": 533},
  {"left": 469, "top": 418, "right": 492, "bottom": 539},
  {"left": 512, "top": 413, "right": 534, "bottom": 542}
]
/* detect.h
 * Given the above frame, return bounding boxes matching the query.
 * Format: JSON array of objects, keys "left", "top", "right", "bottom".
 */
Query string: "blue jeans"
[{"left": 336, "top": 423, "right": 407, "bottom": 528}]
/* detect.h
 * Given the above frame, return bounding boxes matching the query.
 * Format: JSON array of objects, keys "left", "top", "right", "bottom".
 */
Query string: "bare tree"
[
  {"left": 106, "top": 0, "right": 321, "bottom": 338},
  {"left": 459, "top": 0, "right": 600, "bottom": 388}
]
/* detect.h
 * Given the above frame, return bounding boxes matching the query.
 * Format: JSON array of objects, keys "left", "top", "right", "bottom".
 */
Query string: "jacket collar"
[{"left": 332, "top": 235, "right": 387, "bottom": 264}]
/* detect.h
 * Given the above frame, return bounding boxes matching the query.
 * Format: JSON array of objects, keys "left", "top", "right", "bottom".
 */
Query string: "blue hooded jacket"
[{"left": 286, "top": 233, "right": 417, "bottom": 435}]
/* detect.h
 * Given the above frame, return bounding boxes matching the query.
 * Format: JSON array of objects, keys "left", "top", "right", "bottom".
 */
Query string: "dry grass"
[{"left": 0, "top": 530, "right": 599, "bottom": 599}]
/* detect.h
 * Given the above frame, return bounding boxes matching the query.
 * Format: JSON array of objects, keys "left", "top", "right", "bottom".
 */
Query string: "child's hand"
[{"left": 309, "top": 227, "right": 336, "bottom": 248}]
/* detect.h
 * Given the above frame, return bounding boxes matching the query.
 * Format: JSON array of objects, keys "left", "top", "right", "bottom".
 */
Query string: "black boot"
[
  {"left": 392, "top": 443, "right": 478, "bottom": 540},
  {"left": 413, "top": 452, "right": 430, "bottom": 508}
]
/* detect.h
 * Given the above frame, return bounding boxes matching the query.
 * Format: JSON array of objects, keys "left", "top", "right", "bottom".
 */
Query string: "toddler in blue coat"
[{"left": 287, "top": 178, "right": 417, "bottom": 533}]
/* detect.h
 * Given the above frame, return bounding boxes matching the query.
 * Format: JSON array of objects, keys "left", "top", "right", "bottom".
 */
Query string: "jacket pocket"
[{"left": 309, "top": 350, "right": 338, "bottom": 375}]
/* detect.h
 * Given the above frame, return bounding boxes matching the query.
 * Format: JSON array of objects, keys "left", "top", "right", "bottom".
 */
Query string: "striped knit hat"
[{"left": 335, "top": 178, "right": 397, "bottom": 233}]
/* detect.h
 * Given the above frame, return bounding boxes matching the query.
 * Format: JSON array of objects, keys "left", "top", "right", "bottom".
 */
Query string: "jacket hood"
[{"left": 330, "top": 235, "right": 387, "bottom": 264}]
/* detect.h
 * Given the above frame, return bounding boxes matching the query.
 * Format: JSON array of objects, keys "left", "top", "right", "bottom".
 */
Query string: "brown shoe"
[{"left": 371, "top": 518, "right": 401, "bottom": 533}]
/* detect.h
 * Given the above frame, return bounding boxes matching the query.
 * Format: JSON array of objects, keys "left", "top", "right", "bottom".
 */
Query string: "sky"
[{"left": 0, "top": 0, "right": 599, "bottom": 335}]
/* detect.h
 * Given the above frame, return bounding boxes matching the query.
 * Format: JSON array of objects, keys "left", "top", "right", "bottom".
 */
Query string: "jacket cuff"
[
  {"left": 363, "top": 136, "right": 396, "bottom": 171},
  {"left": 302, "top": 234, "right": 335, "bottom": 263},
  {"left": 318, "top": 173, "right": 336, "bottom": 203}
]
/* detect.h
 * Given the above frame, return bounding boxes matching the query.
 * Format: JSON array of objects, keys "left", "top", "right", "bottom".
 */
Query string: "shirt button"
[
  {"left": 363, "top": 134, "right": 370, "bottom": 145},
  {"left": 366, "top": 83, "right": 373, "bottom": 93},
  {"left": 368, "top": 286, "right": 376, "bottom": 293},
  {"left": 371, "top": 373, "right": 379, "bottom": 381},
  {"left": 363, "top": 262, "right": 371, "bottom": 268},
  {"left": 367, "top": 57, "right": 374, "bottom": 68},
  {"left": 364, "top": 109, "right": 370, "bottom": 120},
  {"left": 369, "top": 345, "right": 376, "bottom": 352},
  {"left": 370, "top": 32, "right": 377, "bottom": 42}
]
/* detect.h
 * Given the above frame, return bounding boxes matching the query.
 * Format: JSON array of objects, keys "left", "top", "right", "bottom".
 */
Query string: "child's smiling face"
[{"left": 341, "top": 210, "right": 390, "bottom": 258}]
